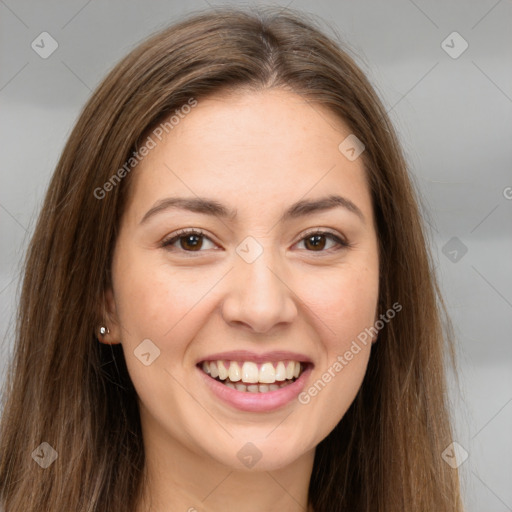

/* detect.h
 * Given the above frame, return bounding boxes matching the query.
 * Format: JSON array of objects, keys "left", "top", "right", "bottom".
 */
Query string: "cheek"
[
  {"left": 297, "top": 282, "right": 375, "bottom": 439},
  {"left": 294, "top": 262, "right": 377, "bottom": 426},
  {"left": 300, "top": 345, "right": 370, "bottom": 441},
  {"left": 299, "top": 261, "right": 379, "bottom": 345},
  {"left": 111, "top": 258, "right": 207, "bottom": 433},
  {"left": 112, "top": 252, "right": 222, "bottom": 369},
  {"left": 113, "top": 245, "right": 188, "bottom": 334}
]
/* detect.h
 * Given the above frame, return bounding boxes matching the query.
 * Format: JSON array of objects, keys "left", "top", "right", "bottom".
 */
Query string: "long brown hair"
[{"left": 0, "top": 6, "right": 463, "bottom": 511}]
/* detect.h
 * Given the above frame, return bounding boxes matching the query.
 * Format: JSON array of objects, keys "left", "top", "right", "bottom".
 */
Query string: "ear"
[{"left": 97, "top": 286, "right": 122, "bottom": 345}]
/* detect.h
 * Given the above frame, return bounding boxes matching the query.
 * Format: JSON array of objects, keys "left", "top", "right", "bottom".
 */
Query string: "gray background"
[{"left": 1, "top": 0, "right": 511, "bottom": 510}]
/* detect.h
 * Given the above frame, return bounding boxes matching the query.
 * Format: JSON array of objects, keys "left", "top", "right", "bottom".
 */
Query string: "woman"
[{"left": 0, "top": 6, "right": 464, "bottom": 511}]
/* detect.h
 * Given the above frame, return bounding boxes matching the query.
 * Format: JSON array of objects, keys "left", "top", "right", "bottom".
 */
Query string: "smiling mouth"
[{"left": 198, "top": 360, "right": 309, "bottom": 393}]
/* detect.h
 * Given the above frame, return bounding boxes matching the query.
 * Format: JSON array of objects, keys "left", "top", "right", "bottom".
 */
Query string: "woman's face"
[{"left": 104, "top": 88, "right": 380, "bottom": 471}]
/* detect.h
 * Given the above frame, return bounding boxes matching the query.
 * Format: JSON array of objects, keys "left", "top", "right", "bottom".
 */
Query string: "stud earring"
[{"left": 99, "top": 325, "right": 110, "bottom": 336}]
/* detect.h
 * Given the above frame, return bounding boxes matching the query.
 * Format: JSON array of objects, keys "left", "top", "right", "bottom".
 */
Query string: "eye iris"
[
  {"left": 181, "top": 234, "right": 202, "bottom": 251},
  {"left": 305, "top": 234, "right": 326, "bottom": 251},
  {"left": 169, "top": 231, "right": 338, "bottom": 252}
]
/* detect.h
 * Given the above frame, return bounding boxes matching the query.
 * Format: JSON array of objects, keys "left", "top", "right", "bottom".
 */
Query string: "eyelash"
[{"left": 160, "top": 228, "right": 350, "bottom": 255}]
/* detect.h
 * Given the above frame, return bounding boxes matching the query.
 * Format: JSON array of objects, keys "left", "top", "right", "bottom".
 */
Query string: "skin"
[{"left": 99, "top": 88, "right": 380, "bottom": 512}]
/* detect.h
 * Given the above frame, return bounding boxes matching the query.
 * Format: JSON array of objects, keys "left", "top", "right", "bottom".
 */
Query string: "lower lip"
[{"left": 197, "top": 364, "right": 313, "bottom": 412}]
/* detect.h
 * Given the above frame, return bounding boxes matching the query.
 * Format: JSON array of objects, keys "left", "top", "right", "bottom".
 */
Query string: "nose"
[{"left": 221, "top": 248, "right": 298, "bottom": 334}]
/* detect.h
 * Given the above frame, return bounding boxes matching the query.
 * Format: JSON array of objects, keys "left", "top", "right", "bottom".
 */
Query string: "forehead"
[{"left": 123, "top": 88, "right": 373, "bottom": 226}]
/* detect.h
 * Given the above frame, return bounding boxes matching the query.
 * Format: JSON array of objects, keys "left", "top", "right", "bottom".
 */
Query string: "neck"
[{"left": 135, "top": 413, "right": 315, "bottom": 512}]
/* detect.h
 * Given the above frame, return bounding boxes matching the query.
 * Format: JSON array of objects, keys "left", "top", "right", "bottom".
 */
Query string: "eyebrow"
[{"left": 139, "top": 194, "right": 365, "bottom": 225}]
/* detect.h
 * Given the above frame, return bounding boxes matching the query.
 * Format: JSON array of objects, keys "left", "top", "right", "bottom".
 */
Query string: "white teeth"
[
  {"left": 259, "top": 362, "right": 276, "bottom": 383},
  {"left": 222, "top": 381, "right": 293, "bottom": 393},
  {"left": 241, "top": 362, "right": 259, "bottom": 383},
  {"left": 200, "top": 359, "right": 306, "bottom": 386},
  {"left": 228, "top": 361, "right": 241, "bottom": 382},
  {"left": 285, "top": 361, "right": 295, "bottom": 380},
  {"left": 275, "top": 361, "right": 287, "bottom": 381},
  {"left": 209, "top": 361, "right": 219, "bottom": 378},
  {"left": 217, "top": 361, "right": 229, "bottom": 380}
]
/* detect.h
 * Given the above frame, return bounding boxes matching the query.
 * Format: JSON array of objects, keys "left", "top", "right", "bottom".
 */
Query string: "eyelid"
[
  {"left": 295, "top": 227, "right": 349, "bottom": 247},
  {"left": 160, "top": 227, "right": 350, "bottom": 253},
  {"left": 160, "top": 228, "right": 215, "bottom": 250}
]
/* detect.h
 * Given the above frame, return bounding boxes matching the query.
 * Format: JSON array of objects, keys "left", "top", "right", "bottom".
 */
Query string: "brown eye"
[
  {"left": 161, "top": 229, "right": 348, "bottom": 255},
  {"left": 161, "top": 229, "right": 216, "bottom": 252},
  {"left": 297, "top": 231, "right": 348, "bottom": 252},
  {"left": 304, "top": 233, "right": 327, "bottom": 251},
  {"left": 179, "top": 233, "right": 203, "bottom": 251}
]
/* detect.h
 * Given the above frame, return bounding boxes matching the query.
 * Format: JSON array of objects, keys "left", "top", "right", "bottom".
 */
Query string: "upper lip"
[{"left": 196, "top": 350, "right": 313, "bottom": 365}]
